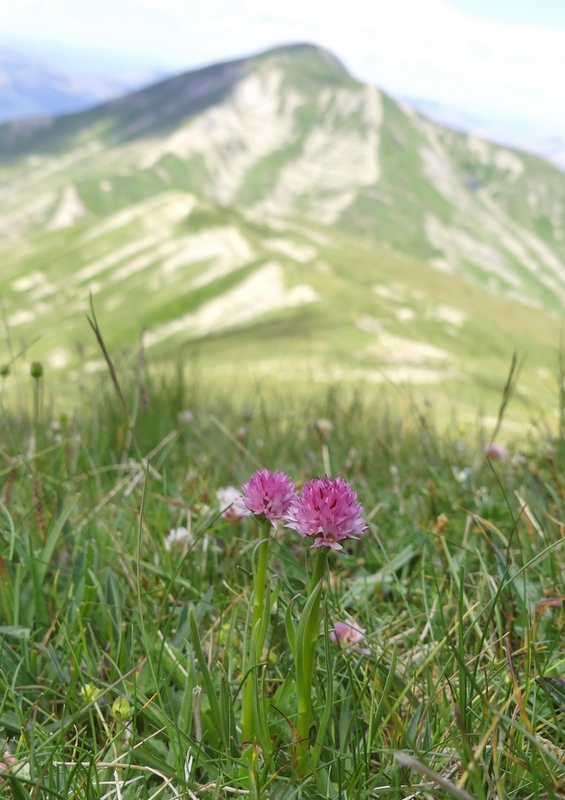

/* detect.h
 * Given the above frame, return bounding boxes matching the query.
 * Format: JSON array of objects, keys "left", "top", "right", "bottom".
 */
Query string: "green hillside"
[{"left": 0, "top": 43, "right": 563, "bottom": 422}]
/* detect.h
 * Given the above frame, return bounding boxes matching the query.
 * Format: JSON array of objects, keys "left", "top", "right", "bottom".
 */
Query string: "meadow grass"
[{"left": 1, "top": 364, "right": 565, "bottom": 799}]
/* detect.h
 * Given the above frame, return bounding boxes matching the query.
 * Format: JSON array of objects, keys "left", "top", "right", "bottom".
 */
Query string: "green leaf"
[
  {"left": 27, "top": 537, "right": 49, "bottom": 629},
  {"left": 0, "top": 626, "right": 30, "bottom": 639},
  {"left": 252, "top": 664, "right": 272, "bottom": 761},
  {"left": 177, "top": 645, "right": 195, "bottom": 736},
  {"left": 310, "top": 613, "right": 333, "bottom": 771},
  {"left": 37, "top": 499, "right": 77, "bottom": 585},
  {"left": 219, "top": 656, "right": 239, "bottom": 757},
  {"left": 284, "top": 596, "right": 298, "bottom": 660},
  {"left": 257, "top": 580, "right": 271, "bottom": 658},
  {"left": 295, "top": 579, "right": 324, "bottom": 690},
  {"left": 104, "top": 567, "right": 122, "bottom": 647},
  {"left": 189, "top": 608, "right": 226, "bottom": 750},
  {"left": 0, "top": 501, "right": 17, "bottom": 561},
  {"left": 343, "top": 545, "right": 414, "bottom": 608},
  {"left": 536, "top": 676, "right": 565, "bottom": 712}
]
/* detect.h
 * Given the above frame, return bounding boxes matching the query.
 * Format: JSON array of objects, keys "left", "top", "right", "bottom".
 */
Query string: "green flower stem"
[
  {"left": 296, "top": 546, "right": 329, "bottom": 766},
  {"left": 309, "top": 546, "right": 329, "bottom": 594},
  {"left": 251, "top": 522, "right": 271, "bottom": 658},
  {"left": 241, "top": 520, "right": 271, "bottom": 743}
]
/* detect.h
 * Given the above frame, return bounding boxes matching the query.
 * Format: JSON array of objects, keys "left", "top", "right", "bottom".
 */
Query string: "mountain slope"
[
  {"left": 1, "top": 44, "right": 564, "bottom": 312},
  {"left": 0, "top": 43, "right": 563, "bottom": 418},
  {"left": 0, "top": 187, "right": 559, "bottom": 422}
]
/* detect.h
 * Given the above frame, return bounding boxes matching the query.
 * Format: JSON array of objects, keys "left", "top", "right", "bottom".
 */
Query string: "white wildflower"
[
  {"left": 216, "top": 486, "right": 249, "bottom": 523},
  {"left": 451, "top": 466, "right": 471, "bottom": 484},
  {"left": 164, "top": 526, "right": 193, "bottom": 552}
]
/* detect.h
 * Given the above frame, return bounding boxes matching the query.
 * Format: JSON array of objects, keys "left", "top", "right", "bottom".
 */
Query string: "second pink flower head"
[{"left": 283, "top": 475, "right": 367, "bottom": 550}]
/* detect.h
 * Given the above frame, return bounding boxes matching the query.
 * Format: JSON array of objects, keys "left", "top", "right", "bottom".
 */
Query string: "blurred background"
[
  {"left": 0, "top": 0, "right": 564, "bottom": 427},
  {"left": 2, "top": 0, "right": 564, "bottom": 164}
]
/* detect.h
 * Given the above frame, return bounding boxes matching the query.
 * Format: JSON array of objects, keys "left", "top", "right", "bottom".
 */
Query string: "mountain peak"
[
  {"left": 250, "top": 42, "right": 350, "bottom": 72},
  {"left": 246, "top": 41, "right": 355, "bottom": 91},
  {"left": 0, "top": 41, "right": 355, "bottom": 160}
]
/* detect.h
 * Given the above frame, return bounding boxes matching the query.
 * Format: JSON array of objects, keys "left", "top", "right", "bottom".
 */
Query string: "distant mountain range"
[
  {"left": 0, "top": 47, "right": 161, "bottom": 122},
  {"left": 0, "top": 43, "right": 563, "bottom": 418}
]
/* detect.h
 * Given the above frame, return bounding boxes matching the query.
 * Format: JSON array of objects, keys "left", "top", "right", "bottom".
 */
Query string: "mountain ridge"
[
  {"left": 0, "top": 42, "right": 563, "bottom": 418},
  {"left": 0, "top": 43, "right": 349, "bottom": 159}
]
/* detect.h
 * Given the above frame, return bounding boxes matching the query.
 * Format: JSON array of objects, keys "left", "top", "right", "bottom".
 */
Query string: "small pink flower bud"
[
  {"left": 485, "top": 443, "right": 507, "bottom": 460},
  {"left": 330, "top": 620, "right": 370, "bottom": 654}
]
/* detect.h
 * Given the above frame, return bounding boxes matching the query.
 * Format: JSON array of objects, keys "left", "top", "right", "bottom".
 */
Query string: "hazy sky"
[{"left": 1, "top": 0, "right": 564, "bottom": 144}]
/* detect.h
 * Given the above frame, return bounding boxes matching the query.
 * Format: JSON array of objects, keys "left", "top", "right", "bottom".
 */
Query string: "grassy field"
[
  {"left": 1, "top": 355, "right": 565, "bottom": 799},
  {"left": 2, "top": 42, "right": 565, "bottom": 798},
  {"left": 2, "top": 204, "right": 563, "bottom": 434}
]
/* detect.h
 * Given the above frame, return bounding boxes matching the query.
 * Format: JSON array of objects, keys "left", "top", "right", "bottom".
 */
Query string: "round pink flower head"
[
  {"left": 283, "top": 475, "right": 367, "bottom": 550},
  {"left": 238, "top": 468, "right": 296, "bottom": 525},
  {"left": 485, "top": 442, "right": 507, "bottom": 460},
  {"left": 330, "top": 620, "right": 370, "bottom": 655}
]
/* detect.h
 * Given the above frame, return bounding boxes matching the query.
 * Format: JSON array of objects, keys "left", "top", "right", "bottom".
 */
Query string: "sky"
[
  {"left": 444, "top": 0, "right": 565, "bottom": 27},
  {"left": 1, "top": 0, "right": 564, "bottom": 157}
]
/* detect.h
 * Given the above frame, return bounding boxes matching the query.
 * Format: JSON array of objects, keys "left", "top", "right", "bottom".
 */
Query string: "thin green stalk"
[
  {"left": 86, "top": 294, "right": 144, "bottom": 464},
  {"left": 309, "top": 547, "right": 328, "bottom": 594},
  {"left": 241, "top": 520, "right": 271, "bottom": 743},
  {"left": 252, "top": 523, "right": 271, "bottom": 660},
  {"left": 296, "top": 547, "right": 329, "bottom": 771}
]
